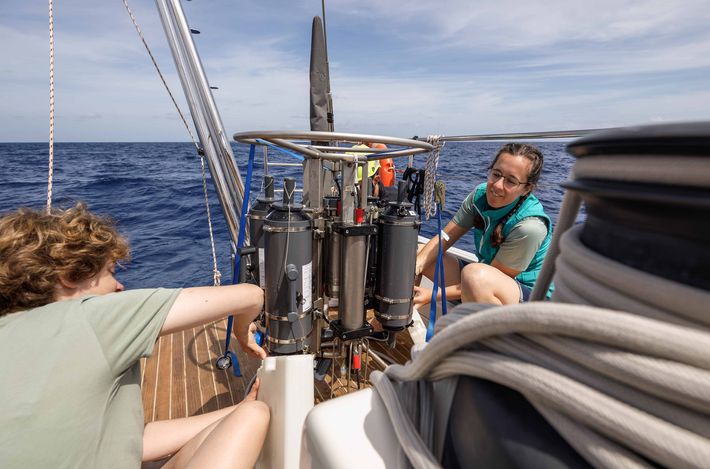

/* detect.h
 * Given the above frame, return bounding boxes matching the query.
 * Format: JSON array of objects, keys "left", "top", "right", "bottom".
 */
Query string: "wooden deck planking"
[
  {"left": 169, "top": 331, "right": 186, "bottom": 419},
  {"left": 183, "top": 327, "right": 204, "bottom": 417},
  {"left": 140, "top": 338, "right": 160, "bottom": 422},
  {"left": 154, "top": 332, "right": 173, "bottom": 421},
  {"left": 142, "top": 306, "right": 432, "bottom": 423}
]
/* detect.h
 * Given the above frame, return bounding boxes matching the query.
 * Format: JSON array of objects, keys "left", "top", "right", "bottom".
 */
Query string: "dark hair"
[
  {"left": 473, "top": 143, "right": 544, "bottom": 248},
  {"left": 0, "top": 203, "right": 129, "bottom": 316}
]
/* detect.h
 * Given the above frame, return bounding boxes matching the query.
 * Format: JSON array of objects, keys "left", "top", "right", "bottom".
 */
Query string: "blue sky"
[{"left": 1, "top": 0, "right": 709, "bottom": 142}]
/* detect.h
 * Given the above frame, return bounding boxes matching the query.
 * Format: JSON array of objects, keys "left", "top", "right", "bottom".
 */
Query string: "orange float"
[{"left": 379, "top": 158, "right": 395, "bottom": 187}]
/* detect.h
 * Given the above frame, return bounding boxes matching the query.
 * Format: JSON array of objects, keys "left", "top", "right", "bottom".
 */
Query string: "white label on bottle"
[
  {"left": 302, "top": 262, "right": 312, "bottom": 311},
  {"left": 258, "top": 248, "right": 266, "bottom": 288}
]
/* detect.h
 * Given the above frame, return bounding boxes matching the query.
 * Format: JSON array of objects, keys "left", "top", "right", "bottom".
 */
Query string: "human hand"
[
  {"left": 412, "top": 286, "right": 433, "bottom": 306},
  {"left": 415, "top": 257, "right": 425, "bottom": 277},
  {"left": 238, "top": 322, "right": 267, "bottom": 359}
]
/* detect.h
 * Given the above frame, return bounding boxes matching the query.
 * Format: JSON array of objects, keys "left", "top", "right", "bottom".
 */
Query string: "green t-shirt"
[{"left": 0, "top": 288, "right": 181, "bottom": 469}]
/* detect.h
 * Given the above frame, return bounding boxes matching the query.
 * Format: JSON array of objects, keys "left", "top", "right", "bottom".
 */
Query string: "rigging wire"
[
  {"left": 121, "top": 0, "right": 221, "bottom": 285},
  {"left": 46, "top": 0, "right": 55, "bottom": 213},
  {"left": 121, "top": 0, "right": 198, "bottom": 150}
]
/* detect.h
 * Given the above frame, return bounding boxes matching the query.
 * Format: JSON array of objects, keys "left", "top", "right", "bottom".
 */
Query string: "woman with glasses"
[{"left": 414, "top": 143, "right": 553, "bottom": 306}]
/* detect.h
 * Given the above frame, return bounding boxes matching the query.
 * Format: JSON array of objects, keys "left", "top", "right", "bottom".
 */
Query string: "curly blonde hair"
[{"left": 0, "top": 203, "right": 130, "bottom": 316}]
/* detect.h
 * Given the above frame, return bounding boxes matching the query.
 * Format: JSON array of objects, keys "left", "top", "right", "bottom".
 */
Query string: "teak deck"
[{"left": 141, "top": 314, "right": 417, "bottom": 423}]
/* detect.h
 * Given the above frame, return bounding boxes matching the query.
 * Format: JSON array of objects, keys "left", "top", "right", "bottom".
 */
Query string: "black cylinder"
[
  {"left": 375, "top": 198, "right": 421, "bottom": 330},
  {"left": 263, "top": 179, "right": 313, "bottom": 354},
  {"left": 248, "top": 175, "right": 275, "bottom": 288}
]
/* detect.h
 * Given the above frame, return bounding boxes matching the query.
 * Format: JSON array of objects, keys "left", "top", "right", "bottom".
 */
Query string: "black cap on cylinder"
[
  {"left": 397, "top": 180, "right": 407, "bottom": 204},
  {"left": 264, "top": 175, "right": 275, "bottom": 199},
  {"left": 283, "top": 177, "right": 296, "bottom": 205}
]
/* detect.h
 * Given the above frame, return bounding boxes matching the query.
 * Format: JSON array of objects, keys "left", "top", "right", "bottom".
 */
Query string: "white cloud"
[{"left": 1, "top": 0, "right": 709, "bottom": 141}]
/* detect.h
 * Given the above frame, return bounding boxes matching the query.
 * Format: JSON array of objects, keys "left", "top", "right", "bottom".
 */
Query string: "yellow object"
[{"left": 350, "top": 144, "right": 381, "bottom": 182}]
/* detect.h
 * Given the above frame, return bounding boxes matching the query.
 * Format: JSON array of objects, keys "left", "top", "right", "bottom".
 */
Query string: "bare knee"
[
  {"left": 234, "top": 400, "right": 270, "bottom": 429},
  {"left": 461, "top": 263, "right": 490, "bottom": 288},
  {"left": 460, "top": 263, "right": 495, "bottom": 302}
]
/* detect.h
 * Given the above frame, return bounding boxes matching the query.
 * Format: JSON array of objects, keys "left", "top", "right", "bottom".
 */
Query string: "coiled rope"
[
  {"left": 422, "top": 136, "right": 444, "bottom": 220},
  {"left": 121, "top": 0, "right": 221, "bottom": 285},
  {"left": 371, "top": 150, "right": 710, "bottom": 468},
  {"left": 46, "top": 0, "right": 55, "bottom": 213}
]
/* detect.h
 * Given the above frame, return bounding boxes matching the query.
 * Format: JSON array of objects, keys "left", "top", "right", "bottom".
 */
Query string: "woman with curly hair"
[
  {"left": 0, "top": 203, "right": 268, "bottom": 469},
  {"left": 414, "top": 143, "right": 553, "bottom": 306}
]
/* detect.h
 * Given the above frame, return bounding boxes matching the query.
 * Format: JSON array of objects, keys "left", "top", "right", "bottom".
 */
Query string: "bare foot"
[{"left": 246, "top": 377, "right": 260, "bottom": 401}]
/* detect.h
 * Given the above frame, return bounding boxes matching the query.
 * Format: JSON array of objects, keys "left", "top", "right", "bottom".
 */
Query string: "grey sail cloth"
[
  {"left": 371, "top": 227, "right": 710, "bottom": 469},
  {"left": 309, "top": 15, "right": 333, "bottom": 134},
  {"left": 308, "top": 15, "right": 334, "bottom": 191}
]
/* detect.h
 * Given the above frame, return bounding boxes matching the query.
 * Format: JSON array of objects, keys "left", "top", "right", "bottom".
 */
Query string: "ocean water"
[{"left": 0, "top": 141, "right": 581, "bottom": 289}]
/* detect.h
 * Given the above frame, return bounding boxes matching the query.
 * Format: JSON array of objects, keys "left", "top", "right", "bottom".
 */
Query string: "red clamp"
[{"left": 355, "top": 208, "right": 365, "bottom": 224}]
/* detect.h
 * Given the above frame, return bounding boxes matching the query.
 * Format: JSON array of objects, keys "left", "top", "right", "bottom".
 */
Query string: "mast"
[{"left": 155, "top": 0, "right": 246, "bottom": 248}]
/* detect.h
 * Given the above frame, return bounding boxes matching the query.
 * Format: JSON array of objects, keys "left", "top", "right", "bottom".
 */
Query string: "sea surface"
[{"left": 0, "top": 142, "right": 583, "bottom": 289}]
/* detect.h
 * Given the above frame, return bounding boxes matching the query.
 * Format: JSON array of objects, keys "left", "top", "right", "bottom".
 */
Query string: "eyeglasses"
[{"left": 488, "top": 169, "right": 529, "bottom": 190}]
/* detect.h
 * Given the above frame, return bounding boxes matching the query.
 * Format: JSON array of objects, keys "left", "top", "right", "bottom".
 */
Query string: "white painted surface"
[{"left": 257, "top": 355, "right": 315, "bottom": 469}]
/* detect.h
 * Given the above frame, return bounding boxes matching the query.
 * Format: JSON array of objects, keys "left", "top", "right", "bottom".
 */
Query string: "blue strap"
[
  {"left": 221, "top": 143, "right": 256, "bottom": 376},
  {"left": 438, "top": 205, "right": 448, "bottom": 315},
  {"left": 255, "top": 138, "right": 304, "bottom": 161},
  {"left": 426, "top": 203, "right": 447, "bottom": 342},
  {"left": 426, "top": 253, "right": 440, "bottom": 342}
]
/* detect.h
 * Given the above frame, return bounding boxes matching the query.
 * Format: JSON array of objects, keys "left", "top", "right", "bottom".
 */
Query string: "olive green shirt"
[{"left": 0, "top": 288, "right": 181, "bottom": 469}]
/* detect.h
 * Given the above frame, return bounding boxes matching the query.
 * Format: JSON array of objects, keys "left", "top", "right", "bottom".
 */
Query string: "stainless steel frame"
[
  {"left": 155, "top": 0, "right": 247, "bottom": 248},
  {"left": 233, "top": 130, "right": 433, "bottom": 221},
  {"left": 430, "top": 128, "right": 608, "bottom": 142}
]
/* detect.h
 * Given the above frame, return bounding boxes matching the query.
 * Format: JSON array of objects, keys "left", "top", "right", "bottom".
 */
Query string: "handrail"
[
  {"left": 420, "top": 128, "right": 609, "bottom": 142},
  {"left": 234, "top": 130, "right": 434, "bottom": 162}
]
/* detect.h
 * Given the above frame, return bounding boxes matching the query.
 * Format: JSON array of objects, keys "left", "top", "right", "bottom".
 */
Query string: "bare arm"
[
  {"left": 491, "top": 259, "right": 521, "bottom": 279},
  {"left": 413, "top": 221, "right": 468, "bottom": 306},
  {"left": 161, "top": 283, "right": 265, "bottom": 358}
]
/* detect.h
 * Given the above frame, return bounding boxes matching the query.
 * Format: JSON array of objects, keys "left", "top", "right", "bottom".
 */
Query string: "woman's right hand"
[
  {"left": 412, "top": 286, "right": 433, "bottom": 306},
  {"left": 237, "top": 322, "right": 267, "bottom": 359},
  {"left": 415, "top": 256, "right": 425, "bottom": 277}
]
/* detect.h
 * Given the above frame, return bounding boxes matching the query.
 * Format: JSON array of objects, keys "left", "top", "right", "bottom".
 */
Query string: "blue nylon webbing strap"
[
  {"left": 426, "top": 203, "right": 447, "bottom": 341},
  {"left": 221, "top": 143, "right": 256, "bottom": 376},
  {"left": 255, "top": 138, "right": 305, "bottom": 161},
  {"left": 438, "top": 205, "right": 448, "bottom": 315}
]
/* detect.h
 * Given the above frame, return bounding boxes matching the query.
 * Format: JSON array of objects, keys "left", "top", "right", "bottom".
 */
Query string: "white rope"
[
  {"left": 379, "top": 303, "right": 710, "bottom": 468},
  {"left": 46, "top": 0, "right": 55, "bottom": 213},
  {"left": 199, "top": 156, "right": 221, "bottom": 286},
  {"left": 121, "top": 0, "right": 221, "bottom": 286},
  {"left": 422, "top": 135, "right": 444, "bottom": 220}
]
